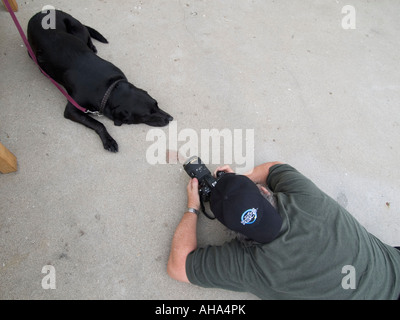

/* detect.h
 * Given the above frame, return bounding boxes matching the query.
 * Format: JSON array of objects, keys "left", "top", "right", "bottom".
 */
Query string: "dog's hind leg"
[
  {"left": 64, "top": 102, "right": 118, "bottom": 152},
  {"left": 84, "top": 26, "right": 108, "bottom": 53},
  {"left": 63, "top": 17, "right": 104, "bottom": 53}
]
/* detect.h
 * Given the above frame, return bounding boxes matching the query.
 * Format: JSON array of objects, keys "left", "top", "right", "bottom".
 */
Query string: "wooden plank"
[
  {"left": 0, "top": 142, "right": 17, "bottom": 174},
  {"left": 2, "top": 0, "right": 18, "bottom": 12}
]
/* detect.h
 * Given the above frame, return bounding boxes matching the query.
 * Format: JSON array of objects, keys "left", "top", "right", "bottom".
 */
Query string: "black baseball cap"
[{"left": 210, "top": 173, "right": 282, "bottom": 244}]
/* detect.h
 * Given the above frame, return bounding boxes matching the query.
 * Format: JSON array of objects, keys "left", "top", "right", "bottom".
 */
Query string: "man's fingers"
[
  {"left": 214, "top": 165, "right": 234, "bottom": 176},
  {"left": 188, "top": 178, "right": 198, "bottom": 191},
  {"left": 191, "top": 178, "right": 198, "bottom": 189}
]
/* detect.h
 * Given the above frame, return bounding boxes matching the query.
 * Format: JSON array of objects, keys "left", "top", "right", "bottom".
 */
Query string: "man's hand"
[
  {"left": 214, "top": 165, "right": 235, "bottom": 176},
  {"left": 187, "top": 178, "right": 200, "bottom": 211},
  {"left": 214, "top": 162, "right": 283, "bottom": 185}
]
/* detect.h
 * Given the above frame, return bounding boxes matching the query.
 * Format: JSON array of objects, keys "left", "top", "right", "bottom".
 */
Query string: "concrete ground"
[{"left": 1, "top": 0, "right": 399, "bottom": 300}]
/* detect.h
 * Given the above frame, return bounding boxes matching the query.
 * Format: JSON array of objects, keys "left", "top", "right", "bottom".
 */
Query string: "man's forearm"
[
  {"left": 167, "top": 212, "right": 198, "bottom": 283},
  {"left": 246, "top": 161, "right": 283, "bottom": 185}
]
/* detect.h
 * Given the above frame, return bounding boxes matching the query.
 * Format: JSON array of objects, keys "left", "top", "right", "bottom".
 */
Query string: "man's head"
[{"left": 210, "top": 174, "right": 282, "bottom": 244}]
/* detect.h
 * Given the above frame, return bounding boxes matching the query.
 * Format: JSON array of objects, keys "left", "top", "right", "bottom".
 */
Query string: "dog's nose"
[{"left": 167, "top": 116, "right": 173, "bottom": 121}]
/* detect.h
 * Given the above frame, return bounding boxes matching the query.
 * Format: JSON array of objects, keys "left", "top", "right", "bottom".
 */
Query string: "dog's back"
[
  {"left": 27, "top": 10, "right": 122, "bottom": 92},
  {"left": 28, "top": 10, "right": 106, "bottom": 51}
]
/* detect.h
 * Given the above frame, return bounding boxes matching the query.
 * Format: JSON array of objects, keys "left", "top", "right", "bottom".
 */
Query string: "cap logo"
[{"left": 241, "top": 208, "right": 258, "bottom": 225}]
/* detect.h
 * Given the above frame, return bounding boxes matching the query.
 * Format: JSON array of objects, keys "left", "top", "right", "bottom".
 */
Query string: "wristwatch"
[{"left": 187, "top": 208, "right": 200, "bottom": 216}]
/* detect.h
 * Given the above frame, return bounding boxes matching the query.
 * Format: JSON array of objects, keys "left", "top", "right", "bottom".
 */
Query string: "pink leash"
[{"left": 4, "top": 0, "right": 92, "bottom": 114}]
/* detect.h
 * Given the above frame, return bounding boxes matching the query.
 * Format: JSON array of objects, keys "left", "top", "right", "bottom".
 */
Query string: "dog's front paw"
[
  {"left": 101, "top": 133, "right": 118, "bottom": 153},
  {"left": 104, "top": 137, "right": 118, "bottom": 153},
  {"left": 96, "top": 126, "right": 118, "bottom": 152}
]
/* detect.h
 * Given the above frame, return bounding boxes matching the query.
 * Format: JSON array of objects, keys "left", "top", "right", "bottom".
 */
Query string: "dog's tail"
[{"left": 86, "top": 26, "right": 108, "bottom": 44}]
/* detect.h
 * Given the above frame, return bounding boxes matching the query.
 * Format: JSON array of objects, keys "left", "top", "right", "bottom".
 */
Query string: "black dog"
[{"left": 27, "top": 10, "right": 173, "bottom": 152}]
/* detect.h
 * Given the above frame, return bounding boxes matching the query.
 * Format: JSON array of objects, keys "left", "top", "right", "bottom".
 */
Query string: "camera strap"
[{"left": 200, "top": 199, "right": 216, "bottom": 220}]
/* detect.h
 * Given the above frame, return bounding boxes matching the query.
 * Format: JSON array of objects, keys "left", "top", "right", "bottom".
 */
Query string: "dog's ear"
[{"left": 111, "top": 106, "right": 130, "bottom": 126}]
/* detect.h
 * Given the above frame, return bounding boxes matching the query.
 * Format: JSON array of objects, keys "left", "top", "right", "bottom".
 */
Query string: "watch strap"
[{"left": 187, "top": 208, "right": 200, "bottom": 215}]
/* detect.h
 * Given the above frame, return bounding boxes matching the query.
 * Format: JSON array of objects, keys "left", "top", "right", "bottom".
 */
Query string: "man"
[{"left": 167, "top": 162, "right": 400, "bottom": 299}]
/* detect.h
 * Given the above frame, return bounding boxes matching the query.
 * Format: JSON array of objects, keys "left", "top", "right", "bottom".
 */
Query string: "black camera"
[{"left": 183, "top": 156, "right": 225, "bottom": 218}]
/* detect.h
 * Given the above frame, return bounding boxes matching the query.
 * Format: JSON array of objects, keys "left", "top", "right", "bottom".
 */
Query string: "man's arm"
[
  {"left": 245, "top": 161, "right": 283, "bottom": 185},
  {"left": 167, "top": 178, "right": 200, "bottom": 283},
  {"left": 167, "top": 212, "right": 197, "bottom": 283}
]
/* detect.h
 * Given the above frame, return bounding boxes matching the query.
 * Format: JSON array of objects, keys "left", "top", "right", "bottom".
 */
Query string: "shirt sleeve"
[
  {"left": 267, "top": 164, "right": 324, "bottom": 197},
  {"left": 185, "top": 240, "right": 252, "bottom": 292}
]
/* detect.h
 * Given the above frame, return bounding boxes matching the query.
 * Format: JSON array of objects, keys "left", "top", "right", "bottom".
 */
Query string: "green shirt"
[{"left": 186, "top": 164, "right": 400, "bottom": 299}]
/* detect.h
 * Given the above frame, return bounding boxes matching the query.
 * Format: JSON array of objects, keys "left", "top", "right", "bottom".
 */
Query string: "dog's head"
[{"left": 108, "top": 83, "right": 173, "bottom": 127}]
